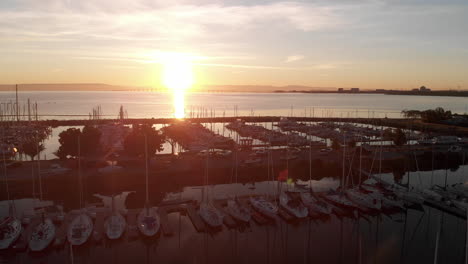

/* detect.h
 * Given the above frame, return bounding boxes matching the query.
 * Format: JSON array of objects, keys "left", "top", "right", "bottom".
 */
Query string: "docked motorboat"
[
  {"left": 226, "top": 199, "right": 251, "bottom": 223},
  {"left": 137, "top": 207, "right": 160, "bottom": 237},
  {"left": 67, "top": 213, "right": 93, "bottom": 246},
  {"left": 105, "top": 211, "right": 126, "bottom": 240},
  {"left": 300, "top": 192, "right": 332, "bottom": 215},
  {"left": 279, "top": 193, "right": 308, "bottom": 218},
  {"left": 29, "top": 217, "right": 56, "bottom": 252},
  {"left": 198, "top": 203, "right": 223, "bottom": 228},
  {"left": 250, "top": 196, "right": 278, "bottom": 216},
  {"left": 0, "top": 216, "right": 22, "bottom": 250}
]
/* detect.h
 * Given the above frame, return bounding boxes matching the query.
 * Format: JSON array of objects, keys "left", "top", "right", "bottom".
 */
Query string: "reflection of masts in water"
[{"left": 434, "top": 213, "right": 445, "bottom": 264}]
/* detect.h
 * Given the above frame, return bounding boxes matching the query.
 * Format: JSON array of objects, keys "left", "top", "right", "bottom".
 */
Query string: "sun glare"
[{"left": 162, "top": 54, "right": 194, "bottom": 119}]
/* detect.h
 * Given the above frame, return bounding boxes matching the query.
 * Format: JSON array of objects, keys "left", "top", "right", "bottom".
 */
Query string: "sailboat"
[
  {"left": 226, "top": 144, "right": 251, "bottom": 223},
  {"left": 279, "top": 192, "right": 308, "bottom": 218},
  {"left": 325, "top": 133, "right": 357, "bottom": 210},
  {"left": 29, "top": 213, "right": 56, "bottom": 252},
  {"left": 250, "top": 142, "right": 278, "bottom": 217},
  {"left": 29, "top": 149, "right": 56, "bottom": 252},
  {"left": 67, "top": 213, "right": 93, "bottom": 246},
  {"left": 0, "top": 151, "right": 22, "bottom": 250},
  {"left": 137, "top": 134, "right": 160, "bottom": 237},
  {"left": 105, "top": 196, "right": 126, "bottom": 240},
  {"left": 198, "top": 147, "right": 223, "bottom": 228},
  {"left": 0, "top": 204, "right": 22, "bottom": 250},
  {"left": 345, "top": 136, "right": 382, "bottom": 211},
  {"left": 250, "top": 196, "right": 278, "bottom": 216},
  {"left": 300, "top": 139, "right": 332, "bottom": 216},
  {"left": 68, "top": 136, "right": 93, "bottom": 246},
  {"left": 226, "top": 199, "right": 251, "bottom": 223},
  {"left": 346, "top": 188, "right": 382, "bottom": 211}
]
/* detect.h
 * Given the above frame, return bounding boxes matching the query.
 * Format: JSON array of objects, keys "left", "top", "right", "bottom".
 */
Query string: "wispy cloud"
[{"left": 285, "top": 55, "right": 305, "bottom": 63}]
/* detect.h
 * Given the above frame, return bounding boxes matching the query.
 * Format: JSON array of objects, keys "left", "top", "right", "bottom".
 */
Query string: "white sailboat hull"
[
  {"left": 346, "top": 189, "right": 382, "bottom": 210},
  {"left": 300, "top": 192, "right": 332, "bottom": 215},
  {"left": 280, "top": 193, "right": 308, "bottom": 218},
  {"left": 198, "top": 203, "right": 223, "bottom": 228},
  {"left": 29, "top": 218, "right": 55, "bottom": 252},
  {"left": 226, "top": 200, "right": 251, "bottom": 223},
  {"left": 325, "top": 194, "right": 356, "bottom": 209},
  {"left": 105, "top": 213, "right": 126, "bottom": 240},
  {"left": 0, "top": 217, "right": 22, "bottom": 250},
  {"left": 67, "top": 213, "right": 93, "bottom": 246},
  {"left": 395, "top": 190, "right": 424, "bottom": 205},
  {"left": 137, "top": 207, "right": 160, "bottom": 237},
  {"left": 250, "top": 196, "right": 278, "bottom": 216}
]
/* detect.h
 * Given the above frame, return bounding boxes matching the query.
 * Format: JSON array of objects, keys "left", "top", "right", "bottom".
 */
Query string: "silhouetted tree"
[
  {"left": 21, "top": 140, "right": 45, "bottom": 161},
  {"left": 81, "top": 126, "right": 101, "bottom": 156},
  {"left": 123, "top": 124, "right": 164, "bottom": 157},
  {"left": 393, "top": 128, "right": 407, "bottom": 146},
  {"left": 55, "top": 128, "right": 81, "bottom": 159},
  {"left": 382, "top": 128, "right": 407, "bottom": 146}
]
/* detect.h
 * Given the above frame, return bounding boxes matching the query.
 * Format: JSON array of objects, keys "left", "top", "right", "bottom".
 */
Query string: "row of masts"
[{"left": 0, "top": 86, "right": 39, "bottom": 123}]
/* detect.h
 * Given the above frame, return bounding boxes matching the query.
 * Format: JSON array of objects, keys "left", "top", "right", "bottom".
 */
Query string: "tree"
[
  {"left": 55, "top": 126, "right": 102, "bottom": 159},
  {"left": 81, "top": 126, "right": 101, "bottom": 156},
  {"left": 392, "top": 128, "right": 407, "bottom": 146},
  {"left": 55, "top": 128, "right": 81, "bottom": 159},
  {"left": 383, "top": 128, "right": 407, "bottom": 146},
  {"left": 123, "top": 124, "right": 165, "bottom": 157},
  {"left": 21, "top": 140, "right": 45, "bottom": 161}
]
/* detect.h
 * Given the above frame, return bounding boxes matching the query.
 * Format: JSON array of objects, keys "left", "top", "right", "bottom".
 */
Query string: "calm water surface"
[
  {"left": 1, "top": 166, "right": 468, "bottom": 264},
  {"left": 1, "top": 91, "right": 467, "bottom": 119}
]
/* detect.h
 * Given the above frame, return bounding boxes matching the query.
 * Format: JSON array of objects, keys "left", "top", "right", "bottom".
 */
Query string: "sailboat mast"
[
  {"left": 342, "top": 132, "right": 346, "bottom": 191},
  {"left": 78, "top": 135, "right": 82, "bottom": 209},
  {"left": 15, "top": 84, "right": 19, "bottom": 122},
  {"left": 37, "top": 136, "right": 43, "bottom": 201},
  {"left": 2, "top": 150, "right": 10, "bottom": 202},
  {"left": 145, "top": 134, "right": 149, "bottom": 204},
  {"left": 359, "top": 136, "right": 363, "bottom": 185}
]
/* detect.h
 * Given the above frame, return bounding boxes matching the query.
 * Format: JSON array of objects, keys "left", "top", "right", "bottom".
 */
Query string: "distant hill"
[
  {"left": 0, "top": 83, "right": 336, "bottom": 92},
  {"left": 0, "top": 83, "right": 136, "bottom": 91}
]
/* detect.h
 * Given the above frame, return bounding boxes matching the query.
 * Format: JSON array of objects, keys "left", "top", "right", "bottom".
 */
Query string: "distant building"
[
  {"left": 412, "top": 88, "right": 419, "bottom": 92},
  {"left": 376, "top": 89, "right": 385, "bottom": 92},
  {"left": 338, "top": 88, "right": 344, "bottom": 92},
  {"left": 420, "top": 86, "right": 431, "bottom": 92},
  {"left": 350, "top": 88, "right": 360, "bottom": 93}
]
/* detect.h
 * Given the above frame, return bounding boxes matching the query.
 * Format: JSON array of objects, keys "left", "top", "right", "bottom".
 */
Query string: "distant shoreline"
[
  {"left": 274, "top": 90, "right": 468, "bottom": 97},
  {"left": 0, "top": 83, "right": 467, "bottom": 97}
]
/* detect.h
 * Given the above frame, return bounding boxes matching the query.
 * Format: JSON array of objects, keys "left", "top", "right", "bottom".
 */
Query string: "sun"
[
  {"left": 161, "top": 54, "right": 194, "bottom": 118},
  {"left": 162, "top": 55, "right": 193, "bottom": 91}
]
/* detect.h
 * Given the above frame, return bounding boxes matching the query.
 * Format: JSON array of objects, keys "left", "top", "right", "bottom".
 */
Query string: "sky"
[{"left": 0, "top": 0, "right": 468, "bottom": 90}]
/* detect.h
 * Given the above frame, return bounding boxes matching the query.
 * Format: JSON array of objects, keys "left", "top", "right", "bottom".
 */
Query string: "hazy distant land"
[{"left": 0, "top": 84, "right": 467, "bottom": 97}]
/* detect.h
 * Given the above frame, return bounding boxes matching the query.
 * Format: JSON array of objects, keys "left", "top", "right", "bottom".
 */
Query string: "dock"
[
  {"left": 185, "top": 203, "right": 205, "bottom": 232},
  {"left": 158, "top": 207, "right": 174, "bottom": 236},
  {"left": 126, "top": 209, "right": 139, "bottom": 240},
  {"left": 93, "top": 211, "right": 105, "bottom": 242}
]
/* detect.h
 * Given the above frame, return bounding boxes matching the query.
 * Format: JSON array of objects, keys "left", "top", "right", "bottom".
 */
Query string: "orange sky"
[{"left": 1, "top": 1, "right": 467, "bottom": 90}]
